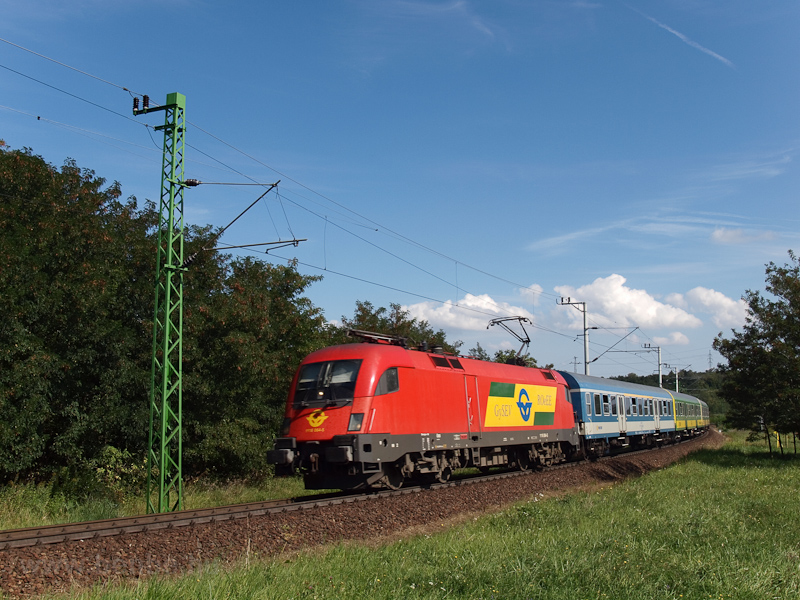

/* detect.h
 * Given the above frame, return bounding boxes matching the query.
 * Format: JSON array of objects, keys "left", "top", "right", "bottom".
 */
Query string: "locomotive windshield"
[{"left": 293, "top": 359, "right": 362, "bottom": 408}]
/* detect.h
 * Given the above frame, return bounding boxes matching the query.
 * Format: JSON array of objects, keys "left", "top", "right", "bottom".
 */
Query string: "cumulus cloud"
[
  {"left": 516, "top": 283, "right": 544, "bottom": 307},
  {"left": 684, "top": 287, "right": 747, "bottom": 329},
  {"left": 554, "top": 274, "right": 702, "bottom": 330},
  {"left": 404, "top": 292, "right": 534, "bottom": 332},
  {"left": 653, "top": 332, "right": 690, "bottom": 346}
]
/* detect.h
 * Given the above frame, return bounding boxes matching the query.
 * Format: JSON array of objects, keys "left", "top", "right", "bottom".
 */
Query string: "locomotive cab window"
[
  {"left": 374, "top": 367, "right": 400, "bottom": 396},
  {"left": 294, "top": 359, "right": 362, "bottom": 408}
]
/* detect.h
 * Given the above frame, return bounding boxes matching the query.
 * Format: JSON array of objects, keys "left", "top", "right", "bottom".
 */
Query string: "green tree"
[
  {"left": 491, "top": 349, "right": 543, "bottom": 368},
  {"left": 714, "top": 251, "right": 800, "bottom": 451},
  {"left": 338, "top": 300, "right": 461, "bottom": 354},
  {"left": 467, "top": 342, "right": 491, "bottom": 361},
  {"left": 182, "top": 256, "right": 326, "bottom": 475},
  {"left": 0, "top": 147, "right": 155, "bottom": 478},
  {"left": 0, "top": 145, "right": 332, "bottom": 482}
]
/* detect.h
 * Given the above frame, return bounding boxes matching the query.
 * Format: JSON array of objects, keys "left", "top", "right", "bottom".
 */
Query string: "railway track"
[{"left": 0, "top": 434, "right": 705, "bottom": 551}]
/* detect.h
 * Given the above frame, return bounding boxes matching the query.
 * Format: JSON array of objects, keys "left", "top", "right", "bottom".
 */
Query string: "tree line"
[
  {"left": 0, "top": 145, "right": 469, "bottom": 483},
  {"left": 2, "top": 144, "right": 796, "bottom": 487}
]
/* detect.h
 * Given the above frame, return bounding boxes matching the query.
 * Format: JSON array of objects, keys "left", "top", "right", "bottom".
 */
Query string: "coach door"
[
  {"left": 464, "top": 375, "right": 482, "bottom": 441},
  {"left": 653, "top": 398, "right": 661, "bottom": 431},
  {"left": 617, "top": 396, "right": 627, "bottom": 433}
]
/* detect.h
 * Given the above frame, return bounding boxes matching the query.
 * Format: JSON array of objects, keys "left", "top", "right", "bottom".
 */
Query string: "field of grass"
[
  {"left": 18, "top": 430, "right": 794, "bottom": 600},
  {"left": 0, "top": 476, "right": 313, "bottom": 531}
]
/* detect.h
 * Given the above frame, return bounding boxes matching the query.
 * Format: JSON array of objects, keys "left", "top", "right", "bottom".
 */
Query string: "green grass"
[
  {"left": 20, "top": 433, "right": 800, "bottom": 599},
  {"left": 0, "top": 475, "right": 313, "bottom": 531}
]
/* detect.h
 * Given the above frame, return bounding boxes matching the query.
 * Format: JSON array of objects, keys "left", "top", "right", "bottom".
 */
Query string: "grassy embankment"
[
  {"left": 0, "top": 477, "right": 312, "bottom": 531},
  {"left": 11, "top": 431, "right": 800, "bottom": 599}
]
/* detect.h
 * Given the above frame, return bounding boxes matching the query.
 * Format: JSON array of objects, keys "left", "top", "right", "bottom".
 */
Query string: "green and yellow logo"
[{"left": 484, "top": 382, "right": 557, "bottom": 428}]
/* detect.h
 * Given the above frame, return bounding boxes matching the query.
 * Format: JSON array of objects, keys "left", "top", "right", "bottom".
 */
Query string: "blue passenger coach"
[{"left": 558, "top": 372, "right": 703, "bottom": 457}]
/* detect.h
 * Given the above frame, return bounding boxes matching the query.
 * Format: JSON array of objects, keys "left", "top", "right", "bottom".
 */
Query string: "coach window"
[
  {"left": 374, "top": 367, "right": 399, "bottom": 396},
  {"left": 602, "top": 394, "right": 610, "bottom": 416},
  {"left": 594, "top": 394, "right": 602, "bottom": 416},
  {"left": 625, "top": 396, "right": 631, "bottom": 416},
  {"left": 611, "top": 396, "right": 618, "bottom": 416},
  {"left": 585, "top": 393, "right": 592, "bottom": 415}
]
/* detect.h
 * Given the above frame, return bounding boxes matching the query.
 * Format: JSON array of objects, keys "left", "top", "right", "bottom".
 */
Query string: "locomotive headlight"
[{"left": 348, "top": 413, "right": 364, "bottom": 432}]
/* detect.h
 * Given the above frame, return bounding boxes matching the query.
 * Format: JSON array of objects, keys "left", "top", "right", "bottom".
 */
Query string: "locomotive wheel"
[
  {"left": 437, "top": 466, "right": 452, "bottom": 483},
  {"left": 516, "top": 450, "right": 532, "bottom": 472},
  {"left": 382, "top": 464, "right": 404, "bottom": 490}
]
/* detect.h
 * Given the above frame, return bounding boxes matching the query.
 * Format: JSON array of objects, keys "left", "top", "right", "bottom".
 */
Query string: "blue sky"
[{"left": 2, "top": 1, "right": 799, "bottom": 379}]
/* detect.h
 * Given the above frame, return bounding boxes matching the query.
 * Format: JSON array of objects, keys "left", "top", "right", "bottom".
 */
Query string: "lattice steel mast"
[{"left": 134, "top": 92, "right": 187, "bottom": 513}]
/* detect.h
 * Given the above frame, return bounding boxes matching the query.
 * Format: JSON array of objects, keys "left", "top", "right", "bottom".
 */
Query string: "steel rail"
[{"left": 0, "top": 431, "right": 707, "bottom": 551}]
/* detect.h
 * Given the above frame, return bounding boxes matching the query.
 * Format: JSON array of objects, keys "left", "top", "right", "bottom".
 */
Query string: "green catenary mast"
[{"left": 134, "top": 92, "right": 186, "bottom": 513}]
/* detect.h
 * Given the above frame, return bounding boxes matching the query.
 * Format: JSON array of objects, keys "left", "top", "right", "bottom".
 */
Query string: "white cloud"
[
  {"left": 404, "top": 292, "right": 534, "bottom": 332},
  {"left": 516, "top": 283, "right": 544, "bottom": 307},
  {"left": 684, "top": 287, "right": 747, "bottom": 329},
  {"left": 653, "top": 332, "right": 690, "bottom": 346},
  {"left": 664, "top": 292, "right": 687, "bottom": 309},
  {"left": 711, "top": 227, "right": 777, "bottom": 245},
  {"left": 554, "top": 274, "right": 703, "bottom": 330}
]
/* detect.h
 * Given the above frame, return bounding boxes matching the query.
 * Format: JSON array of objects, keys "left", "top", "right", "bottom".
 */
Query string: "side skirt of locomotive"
[{"left": 271, "top": 428, "right": 581, "bottom": 490}]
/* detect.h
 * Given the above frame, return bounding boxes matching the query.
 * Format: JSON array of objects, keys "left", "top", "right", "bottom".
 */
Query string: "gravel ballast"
[{"left": 0, "top": 430, "right": 724, "bottom": 598}]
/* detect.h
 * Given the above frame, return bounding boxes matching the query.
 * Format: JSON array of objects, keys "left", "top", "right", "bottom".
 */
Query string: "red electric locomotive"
[{"left": 268, "top": 331, "right": 580, "bottom": 489}]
